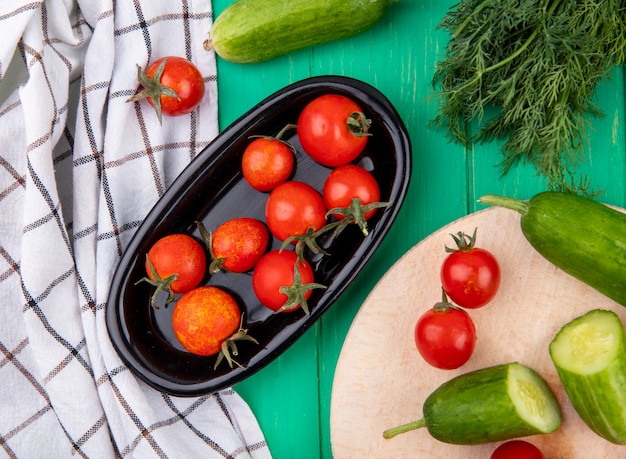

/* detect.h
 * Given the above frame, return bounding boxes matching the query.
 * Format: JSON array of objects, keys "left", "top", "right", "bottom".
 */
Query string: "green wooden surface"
[{"left": 210, "top": 1, "right": 626, "bottom": 457}]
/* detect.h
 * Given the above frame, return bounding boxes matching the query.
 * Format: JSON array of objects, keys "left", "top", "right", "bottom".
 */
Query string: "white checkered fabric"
[{"left": 0, "top": 1, "right": 271, "bottom": 457}]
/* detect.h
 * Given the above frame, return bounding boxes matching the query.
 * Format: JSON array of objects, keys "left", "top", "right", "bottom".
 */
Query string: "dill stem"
[
  {"left": 448, "top": 0, "right": 563, "bottom": 97},
  {"left": 452, "top": 0, "right": 491, "bottom": 37},
  {"left": 449, "top": 28, "right": 539, "bottom": 97}
]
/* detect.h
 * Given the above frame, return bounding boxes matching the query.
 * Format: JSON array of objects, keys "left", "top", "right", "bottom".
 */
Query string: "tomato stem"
[
  {"left": 433, "top": 287, "right": 454, "bottom": 312},
  {"left": 135, "top": 255, "right": 179, "bottom": 309},
  {"left": 281, "top": 224, "right": 339, "bottom": 259},
  {"left": 346, "top": 111, "right": 372, "bottom": 138},
  {"left": 195, "top": 220, "right": 228, "bottom": 274},
  {"left": 326, "top": 197, "right": 391, "bottom": 236},
  {"left": 445, "top": 227, "right": 478, "bottom": 253},
  {"left": 282, "top": 197, "right": 391, "bottom": 260},
  {"left": 277, "top": 258, "right": 326, "bottom": 315},
  {"left": 275, "top": 123, "right": 297, "bottom": 140},
  {"left": 247, "top": 123, "right": 298, "bottom": 152},
  {"left": 126, "top": 58, "right": 180, "bottom": 125},
  {"left": 214, "top": 313, "right": 258, "bottom": 370}
]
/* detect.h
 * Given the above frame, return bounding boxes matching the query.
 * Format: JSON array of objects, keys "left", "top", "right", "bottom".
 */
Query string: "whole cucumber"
[
  {"left": 550, "top": 309, "right": 626, "bottom": 444},
  {"left": 382, "top": 362, "right": 561, "bottom": 444},
  {"left": 479, "top": 192, "right": 626, "bottom": 307},
  {"left": 204, "top": 0, "right": 396, "bottom": 63}
]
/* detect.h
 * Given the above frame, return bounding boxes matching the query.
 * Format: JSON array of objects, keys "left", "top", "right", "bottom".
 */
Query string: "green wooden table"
[{"left": 211, "top": 1, "right": 626, "bottom": 457}]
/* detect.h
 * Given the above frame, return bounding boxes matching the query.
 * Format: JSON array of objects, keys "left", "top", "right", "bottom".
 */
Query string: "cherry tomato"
[
  {"left": 242, "top": 137, "right": 294, "bottom": 192},
  {"left": 172, "top": 286, "right": 240, "bottom": 356},
  {"left": 208, "top": 217, "right": 268, "bottom": 273},
  {"left": 414, "top": 292, "right": 476, "bottom": 369},
  {"left": 297, "top": 94, "right": 370, "bottom": 167},
  {"left": 252, "top": 250, "right": 324, "bottom": 314},
  {"left": 441, "top": 229, "right": 501, "bottom": 309},
  {"left": 265, "top": 181, "right": 327, "bottom": 242},
  {"left": 172, "top": 286, "right": 256, "bottom": 368},
  {"left": 490, "top": 440, "right": 545, "bottom": 459},
  {"left": 142, "top": 233, "right": 206, "bottom": 308},
  {"left": 323, "top": 164, "right": 381, "bottom": 220},
  {"left": 129, "top": 56, "right": 205, "bottom": 123}
]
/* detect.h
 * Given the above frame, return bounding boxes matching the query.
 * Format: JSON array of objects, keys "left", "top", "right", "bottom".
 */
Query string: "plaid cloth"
[{"left": 0, "top": 1, "right": 271, "bottom": 457}]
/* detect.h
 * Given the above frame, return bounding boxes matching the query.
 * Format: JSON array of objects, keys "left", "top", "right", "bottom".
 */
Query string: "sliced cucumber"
[
  {"left": 550, "top": 309, "right": 626, "bottom": 444},
  {"left": 506, "top": 362, "right": 562, "bottom": 435},
  {"left": 383, "top": 362, "right": 561, "bottom": 444}
]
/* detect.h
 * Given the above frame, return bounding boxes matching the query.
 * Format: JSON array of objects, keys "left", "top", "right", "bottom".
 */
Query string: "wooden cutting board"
[{"left": 330, "top": 206, "right": 626, "bottom": 458}]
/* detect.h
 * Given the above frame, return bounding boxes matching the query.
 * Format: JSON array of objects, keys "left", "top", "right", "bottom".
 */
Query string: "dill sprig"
[{"left": 432, "top": 0, "right": 626, "bottom": 193}]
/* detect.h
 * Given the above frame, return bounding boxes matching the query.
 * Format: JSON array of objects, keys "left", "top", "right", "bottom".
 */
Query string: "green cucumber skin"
[
  {"left": 210, "top": 0, "right": 393, "bottom": 63},
  {"left": 550, "top": 310, "right": 626, "bottom": 444},
  {"left": 423, "top": 363, "right": 559, "bottom": 445},
  {"left": 519, "top": 192, "right": 626, "bottom": 307}
]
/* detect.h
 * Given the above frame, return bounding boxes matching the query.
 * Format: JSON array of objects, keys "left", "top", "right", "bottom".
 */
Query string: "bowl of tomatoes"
[{"left": 105, "top": 75, "right": 412, "bottom": 396}]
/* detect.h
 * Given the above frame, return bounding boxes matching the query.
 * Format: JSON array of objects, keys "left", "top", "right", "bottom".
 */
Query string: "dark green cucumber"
[
  {"left": 479, "top": 192, "right": 626, "bottom": 306},
  {"left": 550, "top": 309, "right": 626, "bottom": 444},
  {"left": 204, "top": 0, "right": 395, "bottom": 63},
  {"left": 382, "top": 362, "right": 561, "bottom": 444}
]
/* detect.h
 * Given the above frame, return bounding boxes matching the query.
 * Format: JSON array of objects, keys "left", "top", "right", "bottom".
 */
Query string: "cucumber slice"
[
  {"left": 383, "top": 362, "right": 561, "bottom": 444},
  {"left": 550, "top": 309, "right": 626, "bottom": 444},
  {"left": 507, "top": 362, "right": 562, "bottom": 435}
]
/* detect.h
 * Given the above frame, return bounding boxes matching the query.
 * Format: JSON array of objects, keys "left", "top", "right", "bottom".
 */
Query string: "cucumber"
[
  {"left": 204, "top": 0, "right": 395, "bottom": 63},
  {"left": 382, "top": 362, "right": 562, "bottom": 444},
  {"left": 549, "top": 309, "right": 626, "bottom": 444},
  {"left": 479, "top": 192, "right": 626, "bottom": 307}
]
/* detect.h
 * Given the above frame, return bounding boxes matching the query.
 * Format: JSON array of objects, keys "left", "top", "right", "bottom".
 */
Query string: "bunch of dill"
[{"left": 432, "top": 0, "right": 626, "bottom": 193}]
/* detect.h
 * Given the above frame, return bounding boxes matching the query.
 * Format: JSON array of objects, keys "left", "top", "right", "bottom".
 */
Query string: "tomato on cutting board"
[
  {"left": 440, "top": 228, "right": 501, "bottom": 309},
  {"left": 490, "top": 440, "right": 545, "bottom": 459},
  {"left": 414, "top": 290, "right": 477, "bottom": 370}
]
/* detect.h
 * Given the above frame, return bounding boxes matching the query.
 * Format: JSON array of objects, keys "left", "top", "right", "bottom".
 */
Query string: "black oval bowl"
[{"left": 106, "top": 75, "right": 412, "bottom": 396}]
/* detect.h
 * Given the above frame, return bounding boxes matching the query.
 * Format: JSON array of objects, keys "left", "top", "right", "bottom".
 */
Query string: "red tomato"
[
  {"left": 265, "top": 181, "right": 327, "bottom": 242},
  {"left": 210, "top": 217, "right": 269, "bottom": 273},
  {"left": 414, "top": 293, "right": 476, "bottom": 369},
  {"left": 172, "top": 286, "right": 257, "bottom": 368},
  {"left": 129, "top": 56, "right": 205, "bottom": 123},
  {"left": 172, "top": 286, "right": 241, "bottom": 356},
  {"left": 441, "top": 229, "right": 501, "bottom": 309},
  {"left": 297, "top": 94, "right": 370, "bottom": 167},
  {"left": 252, "top": 250, "right": 323, "bottom": 314},
  {"left": 323, "top": 164, "right": 381, "bottom": 220},
  {"left": 143, "top": 233, "right": 206, "bottom": 308},
  {"left": 242, "top": 137, "right": 294, "bottom": 192},
  {"left": 490, "top": 440, "right": 545, "bottom": 459}
]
